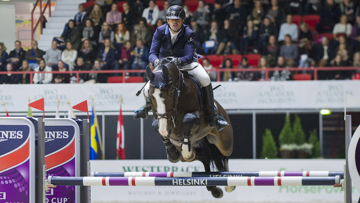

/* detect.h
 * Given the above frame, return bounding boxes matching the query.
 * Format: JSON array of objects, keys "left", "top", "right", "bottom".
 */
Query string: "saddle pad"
[{"left": 188, "top": 75, "right": 203, "bottom": 108}]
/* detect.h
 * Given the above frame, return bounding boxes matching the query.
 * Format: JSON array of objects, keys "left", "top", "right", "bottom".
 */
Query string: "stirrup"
[
  {"left": 215, "top": 115, "right": 229, "bottom": 131},
  {"left": 133, "top": 107, "right": 149, "bottom": 119}
]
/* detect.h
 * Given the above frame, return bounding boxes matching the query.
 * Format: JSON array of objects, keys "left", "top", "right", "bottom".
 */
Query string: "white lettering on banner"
[
  {"left": 122, "top": 165, "right": 201, "bottom": 172},
  {"left": 44, "top": 131, "right": 69, "bottom": 139},
  {"left": 257, "top": 85, "right": 296, "bottom": 104},
  {"left": 172, "top": 179, "right": 207, "bottom": 186},
  {"left": 45, "top": 197, "right": 69, "bottom": 203},
  {"left": 0, "top": 131, "right": 23, "bottom": 139},
  {"left": 316, "top": 85, "right": 353, "bottom": 103}
]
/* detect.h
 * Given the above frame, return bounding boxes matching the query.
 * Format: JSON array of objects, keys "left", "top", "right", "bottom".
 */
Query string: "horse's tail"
[{"left": 200, "top": 136, "right": 227, "bottom": 172}]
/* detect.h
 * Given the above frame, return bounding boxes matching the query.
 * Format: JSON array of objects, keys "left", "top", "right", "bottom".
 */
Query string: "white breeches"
[{"left": 144, "top": 62, "right": 210, "bottom": 97}]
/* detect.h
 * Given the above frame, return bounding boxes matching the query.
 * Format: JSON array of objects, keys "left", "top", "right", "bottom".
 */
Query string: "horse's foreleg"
[
  {"left": 181, "top": 113, "right": 198, "bottom": 161},
  {"left": 224, "top": 158, "right": 236, "bottom": 193},
  {"left": 152, "top": 119, "right": 181, "bottom": 163}
]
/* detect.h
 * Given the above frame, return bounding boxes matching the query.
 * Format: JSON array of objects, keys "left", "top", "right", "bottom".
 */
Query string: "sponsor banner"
[
  {"left": 90, "top": 159, "right": 359, "bottom": 202},
  {"left": 1, "top": 81, "right": 360, "bottom": 112},
  {"left": 45, "top": 119, "right": 80, "bottom": 203},
  {"left": 0, "top": 118, "right": 35, "bottom": 203}
]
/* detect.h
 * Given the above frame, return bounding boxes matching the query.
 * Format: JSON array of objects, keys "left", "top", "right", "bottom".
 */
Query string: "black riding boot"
[
  {"left": 133, "top": 97, "right": 151, "bottom": 119},
  {"left": 202, "top": 84, "right": 229, "bottom": 130}
]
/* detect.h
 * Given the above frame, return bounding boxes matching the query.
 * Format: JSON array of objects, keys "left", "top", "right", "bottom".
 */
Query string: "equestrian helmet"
[{"left": 166, "top": 5, "right": 185, "bottom": 20}]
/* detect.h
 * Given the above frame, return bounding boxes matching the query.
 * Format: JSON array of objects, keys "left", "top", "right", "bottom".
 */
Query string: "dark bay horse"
[{"left": 145, "top": 58, "right": 235, "bottom": 198}]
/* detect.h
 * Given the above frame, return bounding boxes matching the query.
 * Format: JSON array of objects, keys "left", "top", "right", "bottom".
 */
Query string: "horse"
[{"left": 145, "top": 57, "right": 235, "bottom": 198}]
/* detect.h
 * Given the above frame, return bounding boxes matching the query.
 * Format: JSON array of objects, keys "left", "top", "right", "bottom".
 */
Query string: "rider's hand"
[
  {"left": 170, "top": 57, "right": 182, "bottom": 66},
  {"left": 153, "top": 59, "right": 160, "bottom": 68}
]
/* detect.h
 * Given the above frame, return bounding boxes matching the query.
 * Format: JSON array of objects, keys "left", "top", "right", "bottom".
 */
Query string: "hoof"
[
  {"left": 225, "top": 186, "right": 236, "bottom": 193},
  {"left": 182, "top": 150, "right": 196, "bottom": 161},
  {"left": 167, "top": 154, "right": 181, "bottom": 163},
  {"left": 211, "top": 187, "right": 223, "bottom": 198}
]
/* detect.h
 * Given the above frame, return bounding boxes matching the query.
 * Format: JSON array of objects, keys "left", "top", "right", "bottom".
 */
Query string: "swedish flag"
[{"left": 90, "top": 107, "right": 99, "bottom": 160}]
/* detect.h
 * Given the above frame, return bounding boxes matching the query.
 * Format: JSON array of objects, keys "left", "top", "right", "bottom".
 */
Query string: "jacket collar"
[{"left": 165, "top": 24, "right": 185, "bottom": 37}]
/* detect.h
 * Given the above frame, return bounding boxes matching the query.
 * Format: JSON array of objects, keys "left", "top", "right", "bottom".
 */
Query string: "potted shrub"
[
  {"left": 293, "top": 114, "right": 309, "bottom": 158},
  {"left": 278, "top": 113, "right": 296, "bottom": 158},
  {"left": 308, "top": 129, "right": 321, "bottom": 158},
  {"left": 261, "top": 129, "right": 278, "bottom": 159}
]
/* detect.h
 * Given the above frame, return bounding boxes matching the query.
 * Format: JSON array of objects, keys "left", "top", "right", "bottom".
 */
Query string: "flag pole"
[
  {"left": 67, "top": 100, "right": 77, "bottom": 118},
  {"left": 91, "top": 97, "right": 105, "bottom": 160},
  {"left": 28, "top": 97, "right": 33, "bottom": 117},
  {"left": 57, "top": 99, "right": 60, "bottom": 118},
  {"left": 116, "top": 97, "right": 124, "bottom": 160},
  {"left": 1, "top": 102, "right": 7, "bottom": 116}
]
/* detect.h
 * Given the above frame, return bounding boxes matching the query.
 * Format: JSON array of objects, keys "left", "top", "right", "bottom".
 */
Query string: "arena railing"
[
  {"left": 31, "top": 0, "right": 52, "bottom": 40},
  {"left": 1, "top": 67, "right": 359, "bottom": 84}
]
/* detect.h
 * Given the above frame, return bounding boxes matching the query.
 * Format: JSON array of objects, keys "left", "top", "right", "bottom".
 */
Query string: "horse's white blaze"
[{"left": 153, "top": 89, "right": 168, "bottom": 137}]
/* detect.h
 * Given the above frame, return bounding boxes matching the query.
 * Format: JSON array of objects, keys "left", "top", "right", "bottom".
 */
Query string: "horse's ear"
[
  {"left": 146, "top": 66, "right": 155, "bottom": 81},
  {"left": 162, "top": 66, "right": 169, "bottom": 79}
]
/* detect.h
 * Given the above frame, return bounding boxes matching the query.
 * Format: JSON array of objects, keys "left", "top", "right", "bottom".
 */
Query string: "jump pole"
[
  {"left": 91, "top": 171, "right": 344, "bottom": 178},
  {"left": 48, "top": 176, "right": 341, "bottom": 187}
]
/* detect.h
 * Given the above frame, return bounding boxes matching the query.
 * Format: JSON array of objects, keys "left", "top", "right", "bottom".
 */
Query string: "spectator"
[
  {"left": 256, "top": 56, "right": 270, "bottom": 80},
  {"left": 25, "top": 40, "right": 44, "bottom": 70},
  {"left": 216, "top": 19, "right": 239, "bottom": 55},
  {"left": 279, "top": 34, "right": 298, "bottom": 66},
  {"left": 211, "top": 2, "right": 226, "bottom": 28},
  {"left": 19, "top": 60, "right": 31, "bottom": 84},
  {"left": 193, "top": 0, "right": 211, "bottom": 29},
  {"left": 133, "top": 0, "right": 145, "bottom": 21},
  {"left": 115, "top": 40, "right": 133, "bottom": 72},
  {"left": 350, "top": 15, "right": 360, "bottom": 53},
  {"left": 247, "top": 0, "right": 264, "bottom": 29},
  {"left": 278, "top": 15, "right": 298, "bottom": 42},
  {"left": 316, "top": 0, "right": 341, "bottom": 33},
  {"left": 44, "top": 40, "right": 62, "bottom": 70},
  {"left": 61, "top": 42, "right": 78, "bottom": 71},
  {"left": 275, "top": 56, "right": 286, "bottom": 68},
  {"left": 204, "top": 21, "right": 222, "bottom": 53},
  {"left": 183, "top": 5, "right": 193, "bottom": 26},
  {"left": 352, "top": 52, "right": 360, "bottom": 78},
  {"left": 99, "top": 22, "right": 115, "bottom": 44},
  {"left": 336, "top": 35, "right": 351, "bottom": 60},
  {"left": 257, "top": 18, "right": 278, "bottom": 54},
  {"left": 106, "top": 3, "right": 122, "bottom": 31},
  {"left": 333, "top": 15, "right": 352, "bottom": 41},
  {"left": 155, "top": 19, "right": 164, "bottom": 30},
  {"left": 305, "top": 0, "right": 320, "bottom": 14},
  {"left": 315, "top": 36, "right": 335, "bottom": 66},
  {"left": 73, "top": 57, "right": 90, "bottom": 83},
  {"left": 340, "top": 0, "right": 354, "bottom": 24},
  {"left": 8, "top": 40, "right": 26, "bottom": 71},
  {"left": 114, "top": 23, "right": 130, "bottom": 44},
  {"left": 142, "top": 0, "right": 159, "bottom": 25},
  {"left": 298, "top": 23, "right": 313, "bottom": 55},
  {"left": 220, "top": 58, "right": 235, "bottom": 81},
  {"left": 74, "top": 4, "right": 88, "bottom": 28},
  {"left": 158, "top": 1, "right": 170, "bottom": 22},
  {"left": 236, "top": 57, "right": 256, "bottom": 81},
  {"left": 329, "top": 54, "right": 352, "bottom": 79},
  {"left": 56, "top": 20, "right": 81, "bottom": 51},
  {"left": 226, "top": 0, "right": 247, "bottom": 31},
  {"left": 89, "top": 4, "right": 103, "bottom": 28},
  {"left": 87, "top": 59, "right": 106, "bottom": 83},
  {"left": 122, "top": 2, "right": 135, "bottom": 31},
  {"left": 265, "top": 35, "right": 279, "bottom": 67},
  {"left": 97, "top": 38, "right": 116, "bottom": 71},
  {"left": 1, "top": 64, "right": 20, "bottom": 84},
  {"left": 239, "top": 20, "right": 259, "bottom": 54},
  {"left": 131, "top": 17, "right": 152, "bottom": 47},
  {"left": 190, "top": 19, "right": 205, "bottom": 54},
  {"left": 202, "top": 58, "right": 217, "bottom": 81},
  {"left": 79, "top": 39, "right": 97, "bottom": 64},
  {"left": 82, "top": 19, "right": 97, "bottom": 47},
  {"left": 266, "top": 0, "right": 286, "bottom": 28},
  {"left": 33, "top": 58, "right": 52, "bottom": 84},
  {"left": 52, "top": 60, "right": 70, "bottom": 84},
  {"left": 286, "top": 0, "right": 306, "bottom": 15},
  {"left": 131, "top": 39, "right": 149, "bottom": 76}
]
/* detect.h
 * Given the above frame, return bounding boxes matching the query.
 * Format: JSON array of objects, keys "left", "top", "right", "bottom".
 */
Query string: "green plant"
[
  {"left": 279, "top": 113, "right": 294, "bottom": 146},
  {"left": 293, "top": 114, "right": 306, "bottom": 145},
  {"left": 308, "top": 129, "right": 320, "bottom": 158},
  {"left": 261, "top": 129, "right": 278, "bottom": 159}
]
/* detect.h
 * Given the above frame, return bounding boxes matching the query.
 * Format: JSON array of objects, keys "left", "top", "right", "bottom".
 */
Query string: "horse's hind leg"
[
  {"left": 194, "top": 147, "right": 223, "bottom": 199},
  {"left": 152, "top": 119, "right": 181, "bottom": 163}
]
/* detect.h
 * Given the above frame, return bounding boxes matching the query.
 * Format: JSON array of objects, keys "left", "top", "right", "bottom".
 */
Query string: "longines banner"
[
  {"left": 0, "top": 81, "right": 360, "bottom": 112},
  {"left": 90, "top": 159, "right": 359, "bottom": 202}
]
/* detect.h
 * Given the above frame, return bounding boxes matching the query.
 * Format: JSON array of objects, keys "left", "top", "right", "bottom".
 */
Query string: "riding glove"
[
  {"left": 170, "top": 57, "right": 182, "bottom": 66},
  {"left": 153, "top": 59, "right": 160, "bottom": 69}
]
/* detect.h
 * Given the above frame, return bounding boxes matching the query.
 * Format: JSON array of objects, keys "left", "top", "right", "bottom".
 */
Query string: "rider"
[{"left": 134, "top": 5, "right": 228, "bottom": 130}]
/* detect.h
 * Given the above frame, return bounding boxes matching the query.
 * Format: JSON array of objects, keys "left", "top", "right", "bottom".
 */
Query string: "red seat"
[
  {"left": 83, "top": 2, "right": 94, "bottom": 9},
  {"left": 206, "top": 55, "right": 224, "bottom": 68},
  {"left": 108, "top": 76, "right": 124, "bottom": 83},
  {"left": 125, "top": 77, "right": 143, "bottom": 83},
  {"left": 116, "top": 1, "right": 126, "bottom": 13},
  {"left": 198, "top": 57, "right": 204, "bottom": 66},
  {"left": 156, "top": 0, "right": 165, "bottom": 11},
  {"left": 293, "top": 74, "right": 312, "bottom": 81},
  {"left": 302, "top": 15, "right": 320, "bottom": 32},
  {"left": 292, "top": 15, "right": 302, "bottom": 26},
  {"left": 225, "top": 54, "right": 242, "bottom": 68},
  {"left": 204, "top": 0, "right": 216, "bottom": 4},
  {"left": 314, "top": 33, "right": 334, "bottom": 42},
  {"left": 243, "top": 54, "right": 261, "bottom": 67},
  {"left": 184, "top": 0, "right": 199, "bottom": 13}
]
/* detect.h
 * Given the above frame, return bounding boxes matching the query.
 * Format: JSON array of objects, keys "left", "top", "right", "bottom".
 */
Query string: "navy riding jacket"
[{"left": 149, "top": 24, "right": 196, "bottom": 66}]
